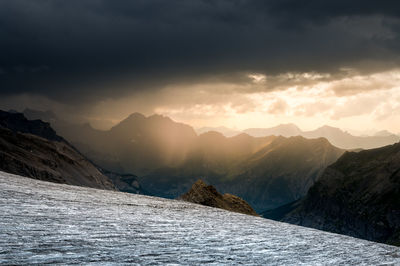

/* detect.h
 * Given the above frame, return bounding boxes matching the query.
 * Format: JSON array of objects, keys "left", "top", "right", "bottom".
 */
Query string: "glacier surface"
[{"left": 0, "top": 171, "right": 399, "bottom": 265}]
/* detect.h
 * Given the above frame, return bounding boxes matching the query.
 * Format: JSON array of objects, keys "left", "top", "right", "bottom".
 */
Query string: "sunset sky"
[{"left": 1, "top": 1, "right": 400, "bottom": 133}]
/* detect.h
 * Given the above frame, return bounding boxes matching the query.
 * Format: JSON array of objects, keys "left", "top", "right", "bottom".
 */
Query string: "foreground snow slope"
[{"left": 0, "top": 171, "right": 399, "bottom": 265}]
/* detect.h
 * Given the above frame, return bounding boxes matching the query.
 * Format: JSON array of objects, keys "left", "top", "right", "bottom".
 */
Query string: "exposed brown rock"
[{"left": 180, "top": 179, "right": 258, "bottom": 216}]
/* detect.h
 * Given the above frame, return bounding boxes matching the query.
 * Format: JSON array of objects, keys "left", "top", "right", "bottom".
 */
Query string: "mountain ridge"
[
  {"left": 0, "top": 124, "right": 115, "bottom": 190},
  {"left": 198, "top": 123, "right": 400, "bottom": 150},
  {"left": 281, "top": 141, "right": 400, "bottom": 246}
]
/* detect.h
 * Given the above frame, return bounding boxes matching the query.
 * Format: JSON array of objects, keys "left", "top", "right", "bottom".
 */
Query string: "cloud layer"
[
  {"left": 1, "top": 1, "right": 400, "bottom": 132},
  {"left": 1, "top": 1, "right": 400, "bottom": 101}
]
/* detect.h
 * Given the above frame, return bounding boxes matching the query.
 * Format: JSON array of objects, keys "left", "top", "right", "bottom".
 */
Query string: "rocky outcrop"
[
  {"left": 180, "top": 180, "right": 258, "bottom": 216},
  {"left": 282, "top": 142, "right": 400, "bottom": 246}
]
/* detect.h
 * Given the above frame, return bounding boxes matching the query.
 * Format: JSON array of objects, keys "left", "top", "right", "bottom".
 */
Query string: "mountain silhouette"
[
  {"left": 193, "top": 122, "right": 399, "bottom": 150},
  {"left": 244, "top": 123, "right": 302, "bottom": 137},
  {"left": 196, "top": 126, "right": 241, "bottom": 137}
]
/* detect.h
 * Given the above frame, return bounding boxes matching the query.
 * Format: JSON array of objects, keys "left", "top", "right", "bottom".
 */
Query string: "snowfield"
[{"left": 0, "top": 171, "right": 399, "bottom": 265}]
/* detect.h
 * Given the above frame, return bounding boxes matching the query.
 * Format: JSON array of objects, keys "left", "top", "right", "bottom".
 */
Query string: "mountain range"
[
  {"left": 21, "top": 109, "right": 346, "bottom": 211},
  {"left": 25, "top": 109, "right": 399, "bottom": 152},
  {"left": 199, "top": 124, "right": 399, "bottom": 150}
]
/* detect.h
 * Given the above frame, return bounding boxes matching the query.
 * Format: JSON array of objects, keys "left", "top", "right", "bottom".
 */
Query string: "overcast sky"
[{"left": 1, "top": 0, "right": 400, "bottom": 133}]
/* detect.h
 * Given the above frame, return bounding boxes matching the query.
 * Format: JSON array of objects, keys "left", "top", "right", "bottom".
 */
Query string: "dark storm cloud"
[
  {"left": 266, "top": 0, "right": 400, "bottom": 26},
  {"left": 1, "top": 0, "right": 400, "bottom": 103}
]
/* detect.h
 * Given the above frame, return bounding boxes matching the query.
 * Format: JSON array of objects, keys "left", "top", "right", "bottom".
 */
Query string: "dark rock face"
[
  {"left": 180, "top": 180, "right": 258, "bottom": 216},
  {"left": 0, "top": 111, "right": 115, "bottom": 190},
  {"left": 283, "top": 142, "right": 400, "bottom": 246}
]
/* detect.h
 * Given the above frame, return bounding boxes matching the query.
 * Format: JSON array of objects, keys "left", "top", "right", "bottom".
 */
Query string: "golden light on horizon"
[{"left": 2, "top": 69, "right": 399, "bottom": 135}]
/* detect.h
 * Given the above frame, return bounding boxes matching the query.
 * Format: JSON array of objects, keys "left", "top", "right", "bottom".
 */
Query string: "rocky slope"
[
  {"left": 282, "top": 142, "right": 400, "bottom": 246},
  {"left": 0, "top": 111, "right": 115, "bottom": 190},
  {"left": 0, "top": 110, "right": 63, "bottom": 142},
  {"left": 180, "top": 179, "right": 258, "bottom": 216}
]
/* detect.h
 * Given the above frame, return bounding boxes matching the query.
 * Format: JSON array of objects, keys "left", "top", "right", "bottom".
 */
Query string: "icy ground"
[{"left": 0, "top": 171, "right": 399, "bottom": 265}]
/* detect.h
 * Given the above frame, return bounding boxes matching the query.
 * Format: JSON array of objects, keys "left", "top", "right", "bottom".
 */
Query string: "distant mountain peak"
[
  {"left": 244, "top": 123, "right": 302, "bottom": 138},
  {"left": 148, "top": 113, "right": 164, "bottom": 118},
  {"left": 196, "top": 126, "right": 241, "bottom": 137},
  {"left": 316, "top": 125, "right": 342, "bottom": 131},
  {"left": 110, "top": 112, "right": 146, "bottom": 131},
  {"left": 199, "top": 130, "right": 225, "bottom": 139},
  {"left": 275, "top": 123, "right": 301, "bottom": 129},
  {"left": 126, "top": 112, "right": 146, "bottom": 120},
  {"left": 148, "top": 114, "right": 174, "bottom": 123},
  {"left": 268, "top": 135, "right": 331, "bottom": 147},
  {"left": 230, "top": 132, "right": 252, "bottom": 139}
]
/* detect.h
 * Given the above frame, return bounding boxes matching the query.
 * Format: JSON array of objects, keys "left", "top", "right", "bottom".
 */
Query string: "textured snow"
[{"left": 0, "top": 171, "right": 399, "bottom": 265}]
